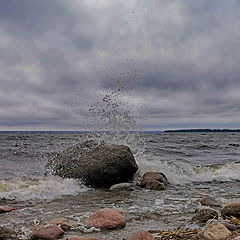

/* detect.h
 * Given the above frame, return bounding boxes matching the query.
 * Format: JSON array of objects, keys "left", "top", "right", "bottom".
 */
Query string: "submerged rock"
[
  {"left": 198, "top": 222, "right": 231, "bottom": 240},
  {"left": 198, "top": 197, "right": 222, "bottom": 207},
  {"left": 66, "top": 236, "right": 99, "bottom": 240},
  {"left": 85, "top": 208, "right": 126, "bottom": 230},
  {"left": 192, "top": 208, "right": 218, "bottom": 223},
  {"left": 127, "top": 231, "right": 154, "bottom": 240},
  {"left": 49, "top": 218, "right": 78, "bottom": 231},
  {"left": 109, "top": 182, "right": 136, "bottom": 191},
  {"left": 0, "top": 227, "right": 19, "bottom": 240},
  {"left": 0, "top": 206, "right": 15, "bottom": 214},
  {"left": 221, "top": 202, "right": 240, "bottom": 218},
  {"left": 46, "top": 140, "right": 138, "bottom": 187},
  {"left": 30, "top": 225, "right": 64, "bottom": 240}
]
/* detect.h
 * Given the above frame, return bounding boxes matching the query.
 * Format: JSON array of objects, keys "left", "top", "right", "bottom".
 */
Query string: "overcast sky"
[{"left": 1, "top": 0, "right": 240, "bottom": 131}]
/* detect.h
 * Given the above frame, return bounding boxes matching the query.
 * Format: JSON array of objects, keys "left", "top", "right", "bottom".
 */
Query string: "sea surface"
[{"left": 0, "top": 131, "right": 240, "bottom": 239}]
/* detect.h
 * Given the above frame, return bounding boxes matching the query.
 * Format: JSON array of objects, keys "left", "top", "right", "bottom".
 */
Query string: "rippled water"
[{"left": 0, "top": 131, "right": 240, "bottom": 239}]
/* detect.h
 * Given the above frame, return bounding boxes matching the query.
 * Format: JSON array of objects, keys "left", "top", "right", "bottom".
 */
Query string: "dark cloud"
[{"left": 0, "top": 0, "right": 240, "bottom": 130}]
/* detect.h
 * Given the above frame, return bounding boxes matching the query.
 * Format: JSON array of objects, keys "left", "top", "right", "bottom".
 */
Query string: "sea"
[{"left": 0, "top": 131, "right": 240, "bottom": 239}]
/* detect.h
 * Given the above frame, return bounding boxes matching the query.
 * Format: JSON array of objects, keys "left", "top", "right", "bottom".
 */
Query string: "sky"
[{"left": 1, "top": 0, "right": 240, "bottom": 131}]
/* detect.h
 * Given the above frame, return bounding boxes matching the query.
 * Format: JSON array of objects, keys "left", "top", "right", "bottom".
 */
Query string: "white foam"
[
  {"left": 137, "top": 157, "right": 240, "bottom": 185},
  {"left": 0, "top": 176, "right": 89, "bottom": 201}
]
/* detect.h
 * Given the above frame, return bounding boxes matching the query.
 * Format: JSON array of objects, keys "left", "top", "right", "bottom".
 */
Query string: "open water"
[{"left": 0, "top": 131, "right": 240, "bottom": 239}]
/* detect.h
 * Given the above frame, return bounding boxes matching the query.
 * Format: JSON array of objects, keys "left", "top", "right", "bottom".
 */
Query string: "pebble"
[{"left": 49, "top": 218, "right": 78, "bottom": 231}]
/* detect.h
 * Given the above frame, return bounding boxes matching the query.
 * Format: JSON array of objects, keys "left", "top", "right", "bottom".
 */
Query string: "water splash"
[
  {"left": 78, "top": 74, "right": 146, "bottom": 158},
  {"left": 0, "top": 176, "right": 89, "bottom": 201},
  {"left": 138, "top": 158, "right": 240, "bottom": 184}
]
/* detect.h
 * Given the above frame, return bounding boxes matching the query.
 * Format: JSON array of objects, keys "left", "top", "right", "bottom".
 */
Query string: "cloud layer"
[{"left": 0, "top": 0, "right": 240, "bottom": 130}]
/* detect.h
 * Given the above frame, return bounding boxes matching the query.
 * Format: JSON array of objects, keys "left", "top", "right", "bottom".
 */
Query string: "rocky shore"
[
  {"left": 1, "top": 141, "right": 240, "bottom": 239},
  {"left": 1, "top": 192, "right": 240, "bottom": 240}
]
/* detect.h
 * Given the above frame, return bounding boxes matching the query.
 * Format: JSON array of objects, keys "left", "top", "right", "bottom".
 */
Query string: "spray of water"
[{"left": 75, "top": 71, "right": 145, "bottom": 158}]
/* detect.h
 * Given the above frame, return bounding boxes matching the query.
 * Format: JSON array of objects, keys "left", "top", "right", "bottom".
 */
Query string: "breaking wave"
[
  {"left": 0, "top": 176, "right": 89, "bottom": 201},
  {"left": 137, "top": 158, "right": 240, "bottom": 185}
]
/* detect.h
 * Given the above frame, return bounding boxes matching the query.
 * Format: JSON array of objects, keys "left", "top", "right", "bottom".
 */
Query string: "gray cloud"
[{"left": 0, "top": 0, "right": 240, "bottom": 130}]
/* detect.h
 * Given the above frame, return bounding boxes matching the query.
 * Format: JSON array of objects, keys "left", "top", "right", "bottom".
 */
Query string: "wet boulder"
[
  {"left": 138, "top": 172, "right": 168, "bottom": 190},
  {"left": 127, "top": 231, "right": 153, "bottom": 240},
  {"left": 127, "top": 231, "right": 154, "bottom": 240},
  {"left": 198, "top": 197, "right": 222, "bottom": 207},
  {"left": 0, "top": 226, "right": 20, "bottom": 240},
  {"left": 85, "top": 208, "right": 126, "bottom": 230},
  {"left": 192, "top": 208, "right": 218, "bottom": 223},
  {"left": 198, "top": 222, "right": 231, "bottom": 240},
  {"left": 221, "top": 202, "right": 240, "bottom": 218},
  {"left": 206, "top": 219, "right": 237, "bottom": 231},
  {"left": 66, "top": 236, "right": 99, "bottom": 240},
  {"left": 145, "top": 180, "right": 166, "bottom": 190},
  {"left": 46, "top": 140, "right": 138, "bottom": 188},
  {"left": 30, "top": 225, "right": 64, "bottom": 240}
]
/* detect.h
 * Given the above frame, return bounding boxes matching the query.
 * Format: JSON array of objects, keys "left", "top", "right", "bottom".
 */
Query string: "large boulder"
[{"left": 45, "top": 140, "right": 138, "bottom": 187}]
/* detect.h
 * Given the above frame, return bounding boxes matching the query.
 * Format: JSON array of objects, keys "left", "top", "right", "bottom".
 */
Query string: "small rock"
[
  {"left": 0, "top": 226, "right": 19, "bottom": 240},
  {"left": 198, "top": 197, "right": 221, "bottom": 207},
  {"left": 192, "top": 208, "right": 218, "bottom": 223},
  {"left": 49, "top": 218, "right": 78, "bottom": 231},
  {"left": 0, "top": 206, "right": 16, "bottom": 214},
  {"left": 66, "top": 236, "right": 99, "bottom": 240},
  {"left": 109, "top": 183, "right": 136, "bottom": 191},
  {"left": 127, "top": 231, "right": 154, "bottom": 240},
  {"left": 30, "top": 225, "right": 64, "bottom": 240},
  {"left": 232, "top": 237, "right": 240, "bottom": 240},
  {"left": 138, "top": 172, "right": 168, "bottom": 187},
  {"left": 198, "top": 222, "right": 231, "bottom": 240},
  {"left": 221, "top": 202, "right": 240, "bottom": 218},
  {"left": 145, "top": 180, "right": 166, "bottom": 190},
  {"left": 85, "top": 208, "right": 126, "bottom": 230},
  {"left": 6, "top": 200, "right": 19, "bottom": 204},
  {"left": 207, "top": 219, "right": 237, "bottom": 231}
]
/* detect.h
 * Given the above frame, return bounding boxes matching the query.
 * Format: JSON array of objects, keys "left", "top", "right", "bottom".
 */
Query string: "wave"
[
  {"left": 137, "top": 158, "right": 240, "bottom": 185},
  {"left": 0, "top": 176, "right": 89, "bottom": 201}
]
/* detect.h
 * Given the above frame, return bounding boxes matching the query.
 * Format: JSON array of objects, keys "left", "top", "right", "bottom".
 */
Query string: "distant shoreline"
[
  {"left": 0, "top": 129, "right": 240, "bottom": 133},
  {"left": 164, "top": 129, "right": 240, "bottom": 132}
]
